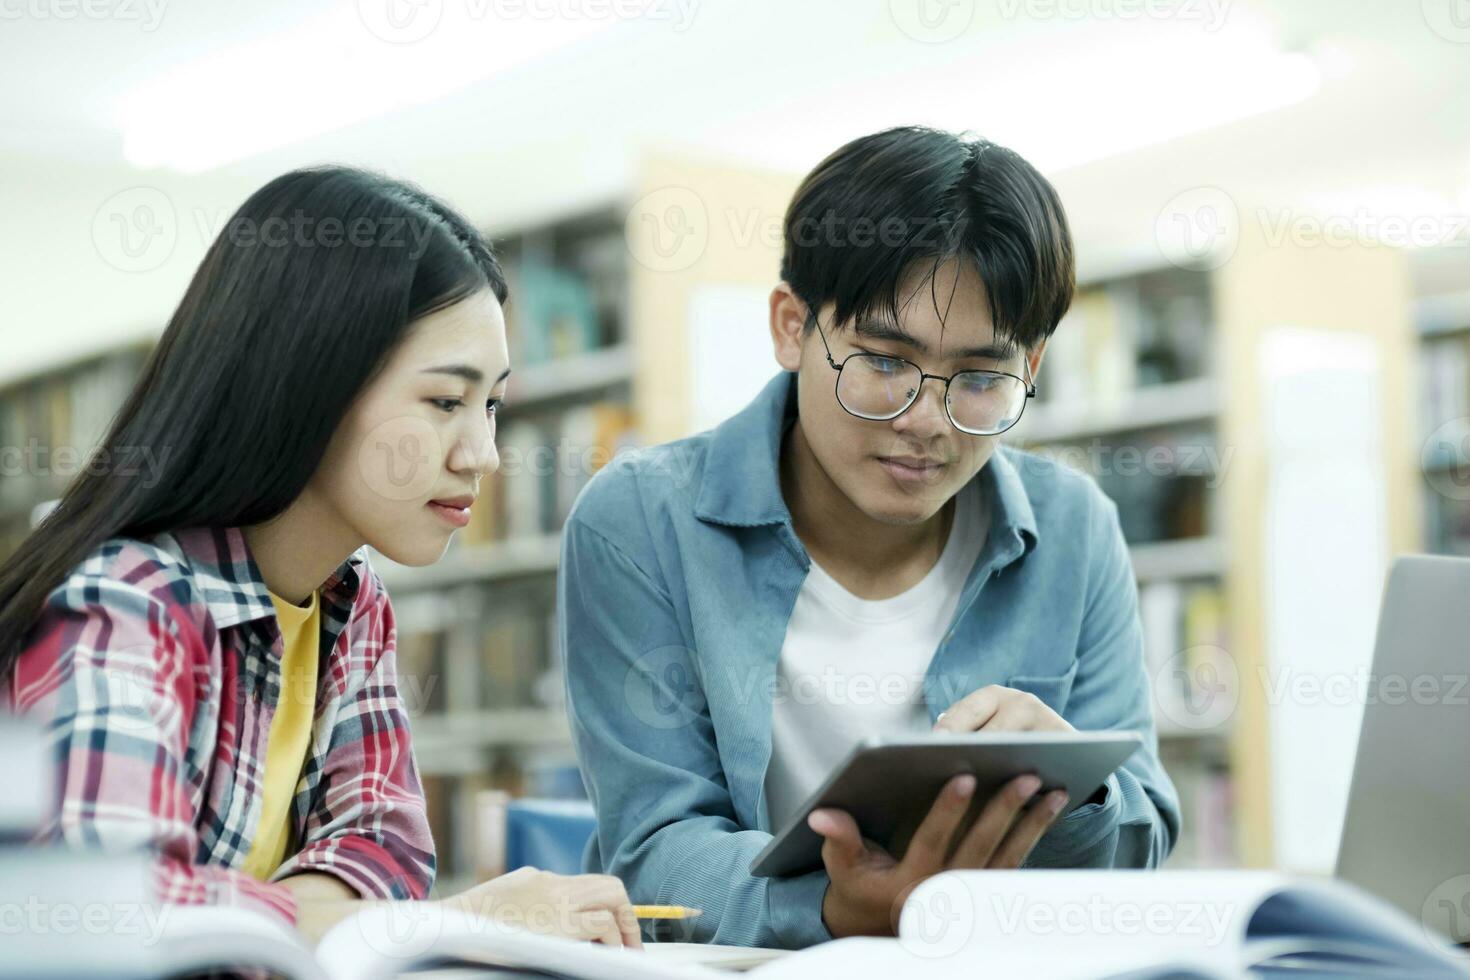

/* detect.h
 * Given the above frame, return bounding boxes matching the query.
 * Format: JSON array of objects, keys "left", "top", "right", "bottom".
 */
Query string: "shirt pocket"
[{"left": 1005, "top": 660, "right": 1080, "bottom": 715}]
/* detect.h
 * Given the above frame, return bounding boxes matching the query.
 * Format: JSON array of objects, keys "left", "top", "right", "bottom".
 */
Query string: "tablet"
[{"left": 748, "top": 730, "right": 1143, "bottom": 878}]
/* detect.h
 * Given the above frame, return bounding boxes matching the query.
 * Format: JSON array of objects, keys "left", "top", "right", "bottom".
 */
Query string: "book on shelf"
[
  {"left": 1043, "top": 427, "right": 1216, "bottom": 545},
  {"left": 395, "top": 630, "right": 448, "bottom": 716},
  {"left": 511, "top": 260, "right": 602, "bottom": 366},
  {"left": 1140, "top": 578, "right": 1228, "bottom": 733},
  {"left": 0, "top": 348, "right": 146, "bottom": 520},
  {"left": 1163, "top": 753, "right": 1236, "bottom": 868},
  {"left": 1420, "top": 332, "right": 1469, "bottom": 438},
  {"left": 482, "top": 606, "right": 548, "bottom": 710},
  {"left": 1032, "top": 268, "right": 1213, "bottom": 416},
  {"left": 1133, "top": 267, "right": 1214, "bottom": 386},
  {"left": 461, "top": 401, "right": 638, "bottom": 549},
  {"left": 554, "top": 401, "right": 638, "bottom": 528},
  {"left": 419, "top": 773, "right": 457, "bottom": 884}
]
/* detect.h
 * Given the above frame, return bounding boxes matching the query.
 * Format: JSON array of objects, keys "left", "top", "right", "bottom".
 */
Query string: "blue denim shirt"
[{"left": 559, "top": 372, "right": 1181, "bottom": 949}]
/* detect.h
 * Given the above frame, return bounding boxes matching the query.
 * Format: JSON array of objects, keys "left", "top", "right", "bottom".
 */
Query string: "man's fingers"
[
  {"left": 933, "top": 687, "right": 1004, "bottom": 733},
  {"left": 989, "top": 790, "right": 1068, "bottom": 868},
  {"left": 947, "top": 774, "right": 1041, "bottom": 868},
  {"left": 989, "top": 692, "right": 1055, "bottom": 732},
  {"left": 810, "top": 808, "right": 866, "bottom": 872},
  {"left": 898, "top": 775, "right": 975, "bottom": 874}
]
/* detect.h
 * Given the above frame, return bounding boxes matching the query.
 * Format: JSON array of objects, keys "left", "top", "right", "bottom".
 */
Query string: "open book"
[
  {"left": 9, "top": 866, "right": 1470, "bottom": 979},
  {"left": 876, "top": 869, "right": 1470, "bottom": 979}
]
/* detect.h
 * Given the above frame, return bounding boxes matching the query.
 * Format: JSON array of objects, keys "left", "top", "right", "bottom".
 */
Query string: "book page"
[
  {"left": 898, "top": 870, "right": 1277, "bottom": 962},
  {"left": 745, "top": 937, "right": 1232, "bottom": 980},
  {"left": 316, "top": 904, "right": 730, "bottom": 980},
  {"left": 147, "top": 905, "right": 328, "bottom": 980}
]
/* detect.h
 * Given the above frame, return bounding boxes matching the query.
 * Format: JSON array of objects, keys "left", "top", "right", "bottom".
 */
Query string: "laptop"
[{"left": 1337, "top": 554, "right": 1470, "bottom": 943}]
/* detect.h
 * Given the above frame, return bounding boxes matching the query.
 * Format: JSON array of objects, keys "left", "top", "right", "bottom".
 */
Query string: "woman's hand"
[{"left": 443, "top": 866, "right": 643, "bottom": 948}]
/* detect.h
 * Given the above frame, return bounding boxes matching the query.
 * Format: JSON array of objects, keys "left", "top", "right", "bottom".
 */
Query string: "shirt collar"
[
  {"left": 695, "top": 371, "right": 1039, "bottom": 552},
  {"left": 170, "top": 526, "right": 365, "bottom": 630}
]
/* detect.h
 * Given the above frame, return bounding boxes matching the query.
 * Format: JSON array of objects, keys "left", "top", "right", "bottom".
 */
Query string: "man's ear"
[
  {"left": 1026, "top": 339, "right": 1048, "bottom": 387},
  {"left": 770, "top": 283, "right": 809, "bottom": 373}
]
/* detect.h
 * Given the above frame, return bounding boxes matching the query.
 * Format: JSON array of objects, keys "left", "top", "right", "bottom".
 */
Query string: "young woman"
[{"left": 0, "top": 167, "right": 640, "bottom": 947}]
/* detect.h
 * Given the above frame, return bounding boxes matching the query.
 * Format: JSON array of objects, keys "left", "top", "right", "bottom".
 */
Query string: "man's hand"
[
  {"left": 934, "top": 684, "right": 1073, "bottom": 734},
  {"left": 810, "top": 773, "right": 1069, "bottom": 938}
]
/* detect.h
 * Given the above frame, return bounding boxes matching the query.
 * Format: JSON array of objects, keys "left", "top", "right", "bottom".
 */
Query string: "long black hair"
[{"left": 0, "top": 166, "right": 507, "bottom": 679}]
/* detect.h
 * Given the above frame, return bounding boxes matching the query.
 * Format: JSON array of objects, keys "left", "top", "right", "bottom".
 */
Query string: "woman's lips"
[{"left": 427, "top": 501, "right": 472, "bottom": 527}]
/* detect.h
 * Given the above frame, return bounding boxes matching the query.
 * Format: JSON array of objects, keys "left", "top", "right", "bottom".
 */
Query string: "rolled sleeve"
[{"left": 273, "top": 583, "right": 435, "bottom": 900}]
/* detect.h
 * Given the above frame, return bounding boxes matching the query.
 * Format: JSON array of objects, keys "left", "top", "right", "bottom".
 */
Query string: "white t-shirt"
[{"left": 764, "top": 481, "right": 990, "bottom": 832}]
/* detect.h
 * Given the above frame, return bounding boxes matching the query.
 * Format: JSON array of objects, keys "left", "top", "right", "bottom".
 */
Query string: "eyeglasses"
[{"left": 811, "top": 315, "right": 1037, "bottom": 436}]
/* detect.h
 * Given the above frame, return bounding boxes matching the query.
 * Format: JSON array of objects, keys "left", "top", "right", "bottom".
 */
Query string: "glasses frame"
[{"left": 810, "top": 314, "right": 1038, "bottom": 436}]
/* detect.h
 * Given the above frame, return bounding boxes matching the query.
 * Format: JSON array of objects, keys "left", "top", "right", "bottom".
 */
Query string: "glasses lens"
[
  {"left": 947, "top": 372, "right": 1027, "bottom": 434},
  {"left": 836, "top": 354, "right": 922, "bottom": 420}
]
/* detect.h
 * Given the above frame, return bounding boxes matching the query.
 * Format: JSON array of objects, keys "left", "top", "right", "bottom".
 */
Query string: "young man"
[{"left": 559, "top": 126, "right": 1180, "bottom": 948}]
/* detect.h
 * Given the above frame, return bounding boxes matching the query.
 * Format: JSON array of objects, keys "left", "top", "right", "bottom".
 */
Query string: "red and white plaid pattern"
[{"left": 7, "top": 526, "right": 435, "bottom": 924}]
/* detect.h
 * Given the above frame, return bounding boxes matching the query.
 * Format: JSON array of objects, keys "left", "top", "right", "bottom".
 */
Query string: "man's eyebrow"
[
  {"left": 853, "top": 320, "right": 1015, "bottom": 361},
  {"left": 421, "top": 365, "right": 513, "bottom": 385}
]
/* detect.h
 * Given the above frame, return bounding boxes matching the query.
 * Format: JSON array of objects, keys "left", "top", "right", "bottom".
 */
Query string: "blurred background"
[{"left": 2, "top": 0, "right": 1468, "bottom": 895}]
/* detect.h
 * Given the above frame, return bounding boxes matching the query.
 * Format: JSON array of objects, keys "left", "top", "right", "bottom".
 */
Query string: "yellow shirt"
[{"left": 241, "top": 588, "right": 322, "bottom": 881}]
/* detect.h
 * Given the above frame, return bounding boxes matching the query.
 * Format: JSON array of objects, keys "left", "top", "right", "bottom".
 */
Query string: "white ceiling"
[
  {"left": 1, "top": 0, "right": 1467, "bottom": 380},
  {"left": 4, "top": 0, "right": 1466, "bottom": 192}
]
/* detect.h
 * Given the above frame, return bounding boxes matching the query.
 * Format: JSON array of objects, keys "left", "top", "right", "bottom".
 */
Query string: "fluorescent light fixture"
[
  {"left": 1298, "top": 185, "right": 1469, "bottom": 250},
  {"left": 115, "top": 0, "right": 632, "bottom": 173},
  {"left": 689, "top": 14, "right": 1327, "bottom": 177},
  {"left": 935, "top": 24, "right": 1325, "bottom": 172}
]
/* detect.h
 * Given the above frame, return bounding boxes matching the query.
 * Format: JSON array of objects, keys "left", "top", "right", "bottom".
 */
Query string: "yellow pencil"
[{"left": 634, "top": 905, "right": 703, "bottom": 920}]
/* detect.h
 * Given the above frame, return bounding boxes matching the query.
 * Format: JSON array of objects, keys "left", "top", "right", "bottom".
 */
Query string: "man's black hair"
[{"left": 780, "top": 125, "right": 1075, "bottom": 354}]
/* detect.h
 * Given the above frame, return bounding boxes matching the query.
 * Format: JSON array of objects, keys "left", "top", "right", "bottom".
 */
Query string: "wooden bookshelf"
[
  {"left": 1006, "top": 263, "right": 1234, "bottom": 868},
  {"left": 1415, "top": 285, "right": 1470, "bottom": 559},
  {"left": 509, "top": 344, "right": 635, "bottom": 409},
  {"left": 1021, "top": 377, "right": 1221, "bottom": 444},
  {"left": 1004, "top": 218, "right": 1419, "bottom": 872},
  {"left": 1, "top": 159, "right": 1423, "bottom": 886},
  {"left": 0, "top": 340, "right": 153, "bottom": 560}
]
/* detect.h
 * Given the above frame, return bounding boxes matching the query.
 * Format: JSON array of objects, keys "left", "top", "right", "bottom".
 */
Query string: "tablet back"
[{"left": 750, "top": 731, "right": 1142, "bottom": 878}]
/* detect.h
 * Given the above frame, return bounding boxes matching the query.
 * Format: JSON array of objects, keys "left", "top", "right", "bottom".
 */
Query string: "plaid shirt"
[{"left": 7, "top": 526, "right": 435, "bottom": 924}]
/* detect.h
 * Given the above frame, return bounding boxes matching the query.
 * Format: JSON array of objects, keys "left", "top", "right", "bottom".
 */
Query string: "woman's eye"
[
  {"left": 487, "top": 398, "right": 503, "bottom": 416},
  {"left": 431, "top": 398, "right": 463, "bottom": 413}
]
